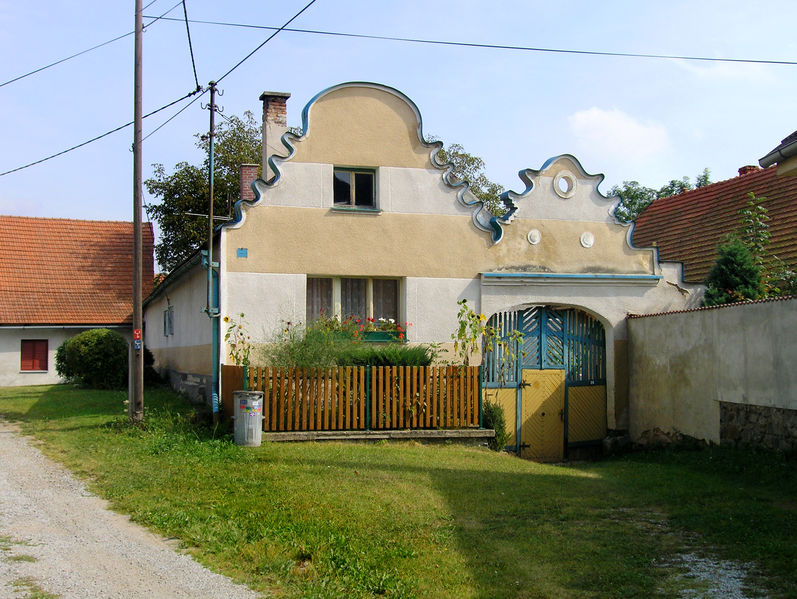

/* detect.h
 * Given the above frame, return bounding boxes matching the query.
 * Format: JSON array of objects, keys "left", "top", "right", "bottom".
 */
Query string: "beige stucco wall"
[
  {"left": 224, "top": 207, "right": 653, "bottom": 279},
  {"left": 628, "top": 298, "right": 797, "bottom": 443},
  {"left": 0, "top": 326, "right": 130, "bottom": 387},
  {"left": 291, "top": 84, "right": 433, "bottom": 169}
]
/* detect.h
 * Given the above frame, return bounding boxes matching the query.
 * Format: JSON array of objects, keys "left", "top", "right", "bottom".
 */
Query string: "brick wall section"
[
  {"left": 239, "top": 164, "right": 259, "bottom": 203},
  {"left": 720, "top": 402, "right": 797, "bottom": 452}
]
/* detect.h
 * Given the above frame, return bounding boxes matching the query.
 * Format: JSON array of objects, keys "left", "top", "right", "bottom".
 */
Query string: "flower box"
[{"left": 363, "top": 330, "right": 405, "bottom": 343}]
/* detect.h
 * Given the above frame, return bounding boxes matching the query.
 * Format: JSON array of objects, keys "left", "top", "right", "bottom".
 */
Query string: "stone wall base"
[
  {"left": 720, "top": 402, "right": 797, "bottom": 452},
  {"left": 164, "top": 369, "right": 211, "bottom": 406}
]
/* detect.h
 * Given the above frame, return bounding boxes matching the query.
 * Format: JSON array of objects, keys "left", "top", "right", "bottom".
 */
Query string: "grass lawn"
[{"left": 0, "top": 385, "right": 795, "bottom": 598}]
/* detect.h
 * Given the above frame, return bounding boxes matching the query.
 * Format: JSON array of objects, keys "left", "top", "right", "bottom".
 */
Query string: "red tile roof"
[
  {"left": 632, "top": 166, "right": 797, "bottom": 283},
  {"left": 0, "top": 216, "right": 154, "bottom": 325}
]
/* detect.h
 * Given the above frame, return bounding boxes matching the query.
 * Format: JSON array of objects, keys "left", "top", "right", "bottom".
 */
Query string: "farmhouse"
[{"left": 143, "top": 82, "right": 701, "bottom": 459}]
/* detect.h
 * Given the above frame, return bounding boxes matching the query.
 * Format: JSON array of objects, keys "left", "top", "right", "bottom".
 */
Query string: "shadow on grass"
[{"left": 268, "top": 451, "right": 673, "bottom": 598}]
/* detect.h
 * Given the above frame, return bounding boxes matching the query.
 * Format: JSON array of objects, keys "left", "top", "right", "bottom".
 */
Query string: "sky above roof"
[{"left": 1, "top": 0, "right": 795, "bottom": 250}]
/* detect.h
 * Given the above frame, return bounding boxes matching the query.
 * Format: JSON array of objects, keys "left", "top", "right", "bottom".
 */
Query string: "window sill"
[
  {"left": 19, "top": 370, "right": 48, "bottom": 374},
  {"left": 330, "top": 206, "right": 382, "bottom": 214}
]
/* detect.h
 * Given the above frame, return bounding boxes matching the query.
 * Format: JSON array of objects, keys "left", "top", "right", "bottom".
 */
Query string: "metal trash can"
[{"left": 233, "top": 390, "right": 263, "bottom": 447}]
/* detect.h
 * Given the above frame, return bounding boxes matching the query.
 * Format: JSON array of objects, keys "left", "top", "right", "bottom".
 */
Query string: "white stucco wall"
[
  {"left": 0, "top": 326, "right": 130, "bottom": 387},
  {"left": 628, "top": 297, "right": 797, "bottom": 443},
  {"left": 222, "top": 272, "right": 306, "bottom": 346},
  {"left": 404, "top": 277, "right": 481, "bottom": 343},
  {"left": 144, "top": 262, "right": 212, "bottom": 375}
]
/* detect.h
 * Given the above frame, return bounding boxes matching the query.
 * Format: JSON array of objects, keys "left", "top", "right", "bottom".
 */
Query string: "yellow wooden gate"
[
  {"left": 520, "top": 369, "right": 565, "bottom": 461},
  {"left": 567, "top": 384, "right": 607, "bottom": 444},
  {"left": 484, "top": 307, "right": 607, "bottom": 460}
]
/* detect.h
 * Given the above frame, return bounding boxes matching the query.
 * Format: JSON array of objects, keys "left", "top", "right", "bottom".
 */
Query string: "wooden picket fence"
[{"left": 221, "top": 365, "right": 482, "bottom": 432}]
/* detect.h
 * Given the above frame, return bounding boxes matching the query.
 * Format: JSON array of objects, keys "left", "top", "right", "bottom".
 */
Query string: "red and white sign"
[{"left": 133, "top": 329, "right": 142, "bottom": 340}]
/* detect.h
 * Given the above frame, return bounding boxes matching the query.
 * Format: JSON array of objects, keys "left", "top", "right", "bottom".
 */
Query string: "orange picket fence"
[{"left": 221, "top": 365, "right": 482, "bottom": 432}]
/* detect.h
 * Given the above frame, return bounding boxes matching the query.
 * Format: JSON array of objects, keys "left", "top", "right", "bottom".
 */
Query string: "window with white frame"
[
  {"left": 307, "top": 277, "right": 398, "bottom": 323},
  {"left": 333, "top": 168, "right": 375, "bottom": 208}
]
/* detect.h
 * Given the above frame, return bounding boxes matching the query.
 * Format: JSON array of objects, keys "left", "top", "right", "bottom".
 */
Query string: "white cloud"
[
  {"left": 567, "top": 108, "right": 669, "bottom": 162},
  {"left": 672, "top": 59, "right": 776, "bottom": 84}
]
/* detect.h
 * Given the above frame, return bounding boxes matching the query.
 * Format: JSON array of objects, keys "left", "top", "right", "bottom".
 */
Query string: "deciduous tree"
[
  {"left": 610, "top": 168, "right": 712, "bottom": 222},
  {"left": 145, "top": 112, "right": 261, "bottom": 271}
]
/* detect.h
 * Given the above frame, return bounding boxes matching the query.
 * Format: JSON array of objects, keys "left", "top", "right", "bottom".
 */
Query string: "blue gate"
[{"left": 484, "top": 307, "right": 606, "bottom": 458}]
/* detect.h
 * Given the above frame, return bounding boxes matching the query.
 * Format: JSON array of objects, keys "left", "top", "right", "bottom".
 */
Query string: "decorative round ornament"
[
  {"left": 580, "top": 232, "right": 595, "bottom": 248},
  {"left": 553, "top": 170, "right": 576, "bottom": 199},
  {"left": 527, "top": 229, "right": 542, "bottom": 245}
]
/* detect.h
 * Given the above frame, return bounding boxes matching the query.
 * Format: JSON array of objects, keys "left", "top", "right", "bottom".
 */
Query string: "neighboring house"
[
  {"left": 632, "top": 165, "right": 797, "bottom": 284},
  {"left": 760, "top": 129, "right": 797, "bottom": 177},
  {"left": 0, "top": 216, "right": 154, "bottom": 386},
  {"left": 143, "top": 82, "right": 699, "bottom": 455}
]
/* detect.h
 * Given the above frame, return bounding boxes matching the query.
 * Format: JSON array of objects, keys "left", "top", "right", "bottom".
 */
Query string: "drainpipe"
[{"left": 204, "top": 81, "right": 221, "bottom": 422}]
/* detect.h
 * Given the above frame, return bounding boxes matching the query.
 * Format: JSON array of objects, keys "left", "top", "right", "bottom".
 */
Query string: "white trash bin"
[{"left": 233, "top": 390, "right": 264, "bottom": 447}]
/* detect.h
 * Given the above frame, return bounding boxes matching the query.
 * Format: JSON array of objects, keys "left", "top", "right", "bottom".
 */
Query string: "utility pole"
[{"left": 129, "top": 0, "right": 144, "bottom": 421}]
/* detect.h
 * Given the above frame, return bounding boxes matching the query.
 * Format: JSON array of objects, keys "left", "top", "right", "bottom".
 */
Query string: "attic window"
[{"left": 333, "top": 168, "right": 375, "bottom": 208}]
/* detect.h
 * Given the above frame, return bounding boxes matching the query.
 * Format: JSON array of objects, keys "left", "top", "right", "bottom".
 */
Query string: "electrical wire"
[
  {"left": 142, "top": 0, "right": 320, "bottom": 139},
  {"left": 181, "top": 0, "right": 201, "bottom": 91},
  {"left": 0, "top": 1, "right": 182, "bottom": 89},
  {"left": 145, "top": 16, "right": 797, "bottom": 67},
  {"left": 0, "top": 88, "right": 202, "bottom": 177},
  {"left": 142, "top": 89, "right": 206, "bottom": 142},
  {"left": 215, "top": 0, "right": 318, "bottom": 84},
  {"left": 1, "top": 0, "right": 321, "bottom": 175}
]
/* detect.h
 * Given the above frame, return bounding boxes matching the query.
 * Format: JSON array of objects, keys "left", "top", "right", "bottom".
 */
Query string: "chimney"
[
  {"left": 738, "top": 165, "right": 759, "bottom": 176},
  {"left": 260, "top": 91, "right": 291, "bottom": 180},
  {"left": 239, "top": 164, "right": 259, "bottom": 204}
]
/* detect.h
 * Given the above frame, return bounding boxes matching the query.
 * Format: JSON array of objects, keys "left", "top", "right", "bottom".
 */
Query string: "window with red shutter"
[{"left": 21, "top": 339, "right": 48, "bottom": 371}]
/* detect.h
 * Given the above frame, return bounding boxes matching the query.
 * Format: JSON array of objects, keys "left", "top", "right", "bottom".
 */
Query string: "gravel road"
[{"left": 0, "top": 420, "right": 261, "bottom": 599}]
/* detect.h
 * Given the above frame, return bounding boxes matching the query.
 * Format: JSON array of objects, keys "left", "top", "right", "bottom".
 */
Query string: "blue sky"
[{"left": 1, "top": 0, "right": 795, "bottom": 252}]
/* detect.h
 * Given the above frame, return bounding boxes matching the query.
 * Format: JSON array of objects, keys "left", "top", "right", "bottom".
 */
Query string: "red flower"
[{"left": 398, "top": 332, "right": 404, "bottom": 339}]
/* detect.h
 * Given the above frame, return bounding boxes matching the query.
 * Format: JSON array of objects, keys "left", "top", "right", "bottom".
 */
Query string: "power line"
[
  {"left": 0, "top": 1, "right": 182, "bottom": 89},
  {"left": 181, "top": 0, "right": 201, "bottom": 91},
  {"left": 0, "top": 89, "right": 201, "bottom": 177},
  {"left": 1, "top": 1, "right": 321, "bottom": 176},
  {"left": 145, "top": 16, "right": 797, "bottom": 67},
  {"left": 142, "top": 90, "right": 206, "bottom": 141},
  {"left": 142, "top": 0, "right": 319, "bottom": 138},
  {"left": 216, "top": 0, "right": 318, "bottom": 84}
]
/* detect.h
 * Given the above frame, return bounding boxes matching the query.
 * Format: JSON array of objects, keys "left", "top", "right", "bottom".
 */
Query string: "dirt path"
[{"left": 0, "top": 420, "right": 261, "bottom": 599}]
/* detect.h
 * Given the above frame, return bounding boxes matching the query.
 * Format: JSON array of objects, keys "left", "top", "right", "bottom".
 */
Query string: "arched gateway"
[{"left": 484, "top": 306, "right": 606, "bottom": 461}]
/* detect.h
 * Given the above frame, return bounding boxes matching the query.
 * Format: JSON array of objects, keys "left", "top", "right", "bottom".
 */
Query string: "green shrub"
[
  {"left": 336, "top": 343, "right": 436, "bottom": 366},
  {"left": 259, "top": 326, "right": 344, "bottom": 368},
  {"left": 259, "top": 321, "right": 438, "bottom": 368},
  {"left": 56, "top": 328, "right": 128, "bottom": 389},
  {"left": 482, "top": 400, "right": 510, "bottom": 451},
  {"left": 143, "top": 346, "right": 164, "bottom": 386},
  {"left": 55, "top": 340, "right": 73, "bottom": 381}
]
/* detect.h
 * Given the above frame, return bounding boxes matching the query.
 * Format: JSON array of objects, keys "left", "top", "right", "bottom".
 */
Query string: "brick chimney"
[
  {"left": 239, "top": 164, "right": 259, "bottom": 204},
  {"left": 738, "top": 165, "right": 760, "bottom": 176},
  {"left": 260, "top": 91, "right": 291, "bottom": 180}
]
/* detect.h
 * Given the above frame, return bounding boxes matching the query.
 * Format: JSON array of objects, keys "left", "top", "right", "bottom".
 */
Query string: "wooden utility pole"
[{"left": 129, "top": 0, "right": 144, "bottom": 421}]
